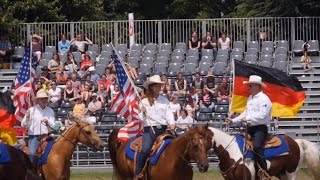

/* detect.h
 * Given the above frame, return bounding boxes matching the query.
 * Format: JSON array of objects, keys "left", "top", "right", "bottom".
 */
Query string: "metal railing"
[{"left": 11, "top": 17, "right": 320, "bottom": 48}]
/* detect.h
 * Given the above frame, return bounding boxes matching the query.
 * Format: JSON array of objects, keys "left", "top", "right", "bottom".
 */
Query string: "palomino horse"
[
  {"left": 41, "top": 120, "right": 106, "bottom": 180},
  {"left": 0, "top": 144, "right": 40, "bottom": 180},
  {"left": 208, "top": 127, "right": 320, "bottom": 180},
  {"left": 108, "top": 126, "right": 214, "bottom": 180}
]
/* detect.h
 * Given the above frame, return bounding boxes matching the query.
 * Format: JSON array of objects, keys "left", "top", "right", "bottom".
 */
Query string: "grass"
[{"left": 70, "top": 169, "right": 314, "bottom": 180}]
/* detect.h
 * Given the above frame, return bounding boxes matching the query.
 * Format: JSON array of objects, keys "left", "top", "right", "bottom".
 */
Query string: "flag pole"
[{"left": 110, "top": 43, "right": 155, "bottom": 133}]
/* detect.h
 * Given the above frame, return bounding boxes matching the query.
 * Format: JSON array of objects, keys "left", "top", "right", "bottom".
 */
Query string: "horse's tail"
[
  {"left": 295, "top": 139, "right": 320, "bottom": 179},
  {"left": 108, "top": 129, "right": 120, "bottom": 179}
]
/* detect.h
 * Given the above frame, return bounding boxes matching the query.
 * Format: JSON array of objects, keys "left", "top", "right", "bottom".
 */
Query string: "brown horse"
[
  {"left": 208, "top": 127, "right": 320, "bottom": 180},
  {"left": 108, "top": 126, "right": 214, "bottom": 180},
  {"left": 41, "top": 120, "right": 106, "bottom": 180},
  {"left": 0, "top": 144, "right": 41, "bottom": 180}
]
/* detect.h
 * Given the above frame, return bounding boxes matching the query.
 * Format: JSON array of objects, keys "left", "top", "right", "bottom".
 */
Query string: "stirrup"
[{"left": 258, "top": 169, "right": 271, "bottom": 180}]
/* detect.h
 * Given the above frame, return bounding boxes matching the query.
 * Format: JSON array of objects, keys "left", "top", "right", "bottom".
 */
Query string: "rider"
[
  {"left": 227, "top": 75, "right": 272, "bottom": 174},
  {"left": 21, "top": 89, "right": 55, "bottom": 164},
  {"left": 135, "top": 75, "right": 175, "bottom": 179}
]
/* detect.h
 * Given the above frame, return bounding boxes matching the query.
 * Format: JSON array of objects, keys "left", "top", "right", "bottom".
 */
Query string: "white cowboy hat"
[
  {"left": 36, "top": 89, "right": 48, "bottom": 98},
  {"left": 142, "top": 75, "right": 164, "bottom": 89},
  {"left": 243, "top": 75, "right": 266, "bottom": 87}
]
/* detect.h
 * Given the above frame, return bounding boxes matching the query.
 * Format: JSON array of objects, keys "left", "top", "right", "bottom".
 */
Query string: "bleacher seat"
[
  {"left": 260, "top": 54, "right": 273, "bottom": 62},
  {"left": 129, "top": 50, "right": 141, "bottom": 58},
  {"left": 275, "top": 54, "right": 287, "bottom": 62},
  {"left": 200, "top": 56, "right": 213, "bottom": 64},
  {"left": 134, "top": 77, "right": 144, "bottom": 87},
  {"left": 97, "top": 57, "right": 110, "bottom": 65},
  {"left": 168, "top": 63, "right": 181, "bottom": 73},
  {"left": 215, "top": 105, "right": 229, "bottom": 113},
  {"left": 58, "top": 53, "right": 67, "bottom": 63},
  {"left": 142, "top": 57, "right": 155, "bottom": 65},
  {"left": 172, "top": 49, "right": 185, "bottom": 57},
  {"left": 261, "top": 47, "right": 273, "bottom": 56},
  {"left": 201, "top": 49, "right": 214, "bottom": 57},
  {"left": 39, "top": 59, "right": 50, "bottom": 67},
  {"left": 72, "top": 52, "right": 82, "bottom": 64},
  {"left": 212, "top": 62, "right": 227, "bottom": 76},
  {"left": 156, "top": 56, "right": 169, "bottom": 66},
  {"left": 187, "top": 49, "right": 199, "bottom": 57},
  {"left": 88, "top": 44, "right": 99, "bottom": 54},
  {"left": 258, "top": 61, "right": 272, "bottom": 67},
  {"left": 217, "top": 49, "right": 229, "bottom": 57},
  {"left": 213, "top": 113, "right": 227, "bottom": 122},
  {"left": 145, "top": 43, "right": 158, "bottom": 52},
  {"left": 216, "top": 55, "right": 228, "bottom": 63},
  {"left": 185, "top": 56, "right": 199, "bottom": 65},
  {"left": 247, "top": 41, "right": 259, "bottom": 50},
  {"left": 261, "top": 41, "right": 274, "bottom": 49},
  {"left": 184, "top": 63, "right": 197, "bottom": 75},
  {"left": 175, "top": 42, "right": 187, "bottom": 53},
  {"left": 131, "top": 44, "right": 143, "bottom": 52},
  {"left": 198, "top": 62, "right": 212, "bottom": 73},
  {"left": 197, "top": 113, "right": 211, "bottom": 122},
  {"left": 159, "top": 50, "right": 171, "bottom": 57},
  {"left": 160, "top": 43, "right": 172, "bottom": 52},
  {"left": 308, "top": 40, "right": 319, "bottom": 55},
  {"left": 171, "top": 56, "right": 184, "bottom": 64},
  {"left": 13, "top": 46, "right": 25, "bottom": 59},
  {"left": 143, "top": 50, "right": 156, "bottom": 58},
  {"left": 42, "top": 52, "right": 53, "bottom": 60},
  {"left": 154, "top": 63, "right": 167, "bottom": 73},
  {"left": 96, "top": 64, "right": 107, "bottom": 75},
  {"left": 273, "top": 61, "right": 287, "bottom": 72},
  {"left": 232, "top": 41, "right": 245, "bottom": 51},
  {"left": 139, "top": 64, "right": 152, "bottom": 75},
  {"left": 117, "top": 44, "right": 128, "bottom": 53},
  {"left": 292, "top": 40, "right": 304, "bottom": 55},
  {"left": 245, "top": 55, "right": 258, "bottom": 64},
  {"left": 45, "top": 46, "right": 56, "bottom": 53},
  {"left": 275, "top": 47, "right": 288, "bottom": 55},
  {"left": 101, "top": 44, "right": 113, "bottom": 52},
  {"left": 276, "top": 40, "right": 289, "bottom": 50},
  {"left": 246, "top": 48, "right": 259, "bottom": 56}
]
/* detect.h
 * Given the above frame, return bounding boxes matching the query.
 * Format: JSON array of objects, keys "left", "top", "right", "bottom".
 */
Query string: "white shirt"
[
  {"left": 176, "top": 115, "right": 193, "bottom": 130},
  {"left": 218, "top": 37, "right": 231, "bottom": 49},
  {"left": 139, "top": 96, "right": 175, "bottom": 127},
  {"left": 21, "top": 104, "right": 55, "bottom": 135},
  {"left": 232, "top": 91, "right": 272, "bottom": 126},
  {"left": 168, "top": 102, "right": 181, "bottom": 114},
  {"left": 48, "top": 88, "right": 61, "bottom": 102}
]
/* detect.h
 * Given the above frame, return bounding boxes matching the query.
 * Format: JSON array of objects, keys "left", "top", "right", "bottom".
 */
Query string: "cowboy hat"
[
  {"left": 142, "top": 75, "right": 163, "bottom": 89},
  {"left": 206, "top": 71, "right": 214, "bottom": 77},
  {"left": 41, "top": 66, "right": 50, "bottom": 71},
  {"left": 243, "top": 75, "right": 266, "bottom": 87},
  {"left": 36, "top": 89, "right": 48, "bottom": 98}
]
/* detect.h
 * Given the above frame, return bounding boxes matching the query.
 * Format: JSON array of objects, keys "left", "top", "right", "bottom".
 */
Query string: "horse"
[
  {"left": 108, "top": 125, "right": 214, "bottom": 180},
  {"left": 40, "top": 120, "right": 106, "bottom": 180},
  {"left": 208, "top": 127, "right": 320, "bottom": 180}
]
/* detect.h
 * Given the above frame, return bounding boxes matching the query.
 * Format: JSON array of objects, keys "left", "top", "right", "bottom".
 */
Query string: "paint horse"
[{"left": 209, "top": 127, "right": 320, "bottom": 180}]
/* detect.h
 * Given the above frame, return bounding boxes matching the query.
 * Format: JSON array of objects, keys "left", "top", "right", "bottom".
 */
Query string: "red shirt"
[{"left": 80, "top": 60, "right": 94, "bottom": 71}]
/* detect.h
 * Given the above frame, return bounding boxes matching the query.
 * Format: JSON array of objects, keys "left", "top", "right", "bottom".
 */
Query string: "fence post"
[
  {"left": 27, "top": 24, "right": 31, "bottom": 42},
  {"left": 201, "top": 20, "right": 206, "bottom": 38},
  {"left": 70, "top": 23, "right": 75, "bottom": 40},
  {"left": 290, "top": 18, "right": 296, "bottom": 48},
  {"left": 246, "top": 19, "right": 251, "bottom": 45},
  {"left": 158, "top": 21, "right": 162, "bottom": 45},
  {"left": 114, "top": 22, "right": 119, "bottom": 46}
]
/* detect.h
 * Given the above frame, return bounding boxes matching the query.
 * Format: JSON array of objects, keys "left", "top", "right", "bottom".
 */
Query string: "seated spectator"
[
  {"left": 48, "top": 53, "right": 63, "bottom": 73},
  {"left": 70, "top": 73, "right": 81, "bottom": 94},
  {"left": 70, "top": 33, "right": 93, "bottom": 54},
  {"left": 168, "top": 94, "right": 181, "bottom": 119},
  {"left": 89, "top": 67, "right": 100, "bottom": 86},
  {"left": 81, "top": 84, "right": 92, "bottom": 105},
  {"left": 105, "top": 67, "right": 117, "bottom": 82},
  {"left": 48, "top": 81, "right": 62, "bottom": 108},
  {"left": 160, "top": 74, "right": 171, "bottom": 95},
  {"left": 301, "top": 49, "right": 312, "bottom": 72},
  {"left": 88, "top": 93, "right": 103, "bottom": 114},
  {"left": 108, "top": 61, "right": 137, "bottom": 80},
  {"left": 0, "top": 33, "right": 13, "bottom": 60},
  {"left": 174, "top": 72, "right": 187, "bottom": 94},
  {"left": 97, "top": 84, "right": 108, "bottom": 105},
  {"left": 73, "top": 97, "right": 86, "bottom": 118},
  {"left": 55, "top": 71, "right": 68, "bottom": 85},
  {"left": 191, "top": 72, "right": 204, "bottom": 94},
  {"left": 188, "top": 31, "right": 201, "bottom": 50},
  {"left": 39, "top": 76, "right": 50, "bottom": 93},
  {"left": 82, "top": 74, "right": 95, "bottom": 92},
  {"left": 202, "top": 31, "right": 217, "bottom": 49},
  {"left": 31, "top": 34, "right": 43, "bottom": 63},
  {"left": 217, "top": 78, "right": 231, "bottom": 101},
  {"left": 199, "top": 88, "right": 214, "bottom": 109},
  {"left": 188, "top": 86, "right": 199, "bottom": 107},
  {"left": 218, "top": 32, "right": 231, "bottom": 50},
  {"left": 183, "top": 94, "right": 196, "bottom": 117},
  {"left": 64, "top": 80, "right": 77, "bottom": 106},
  {"left": 35, "top": 81, "right": 42, "bottom": 92},
  {"left": 111, "top": 84, "right": 120, "bottom": 101},
  {"left": 58, "top": 34, "right": 70, "bottom": 53},
  {"left": 40, "top": 66, "right": 51, "bottom": 80},
  {"left": 204, "top": 72, "right": 218, "bottom": 94},
  {"left": 80, "top": 54, "right": 94, "bottom": 71},
  {"left": 176, "top": 109, "right": 193, "bottom": 131},
  {"left": 98, "top": 74, "right": 111, "bottom": 92},
  {"left": 64, "top": 53, "right": 78, "bottom": 75}
]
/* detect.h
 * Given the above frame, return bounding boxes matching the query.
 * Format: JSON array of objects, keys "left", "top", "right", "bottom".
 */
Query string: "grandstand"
[{"left": 1, "top": 17, "right": 320, "bottom": 168}]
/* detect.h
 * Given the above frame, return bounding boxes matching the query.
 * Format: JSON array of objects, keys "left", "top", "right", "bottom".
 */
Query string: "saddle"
[
  {"left": 244, "top": 133, "right": 282, "bottom": 149},
  {"left": 36, "top": 135, "right": 54, "bottom": 177}
]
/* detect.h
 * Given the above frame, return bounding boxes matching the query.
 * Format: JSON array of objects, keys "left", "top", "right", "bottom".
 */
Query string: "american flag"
[
  {"left": 110, "top": 50, "right": 143, "bottom": 141},
  {"left": 14, "top": 47, "right": 36, "bottom": 123}
]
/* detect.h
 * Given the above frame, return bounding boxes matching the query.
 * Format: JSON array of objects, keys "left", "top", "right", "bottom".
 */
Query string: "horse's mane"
[
  {"left": 56, "top": 120, "right": 88, "bottom": 142},
  {"left": 0, "top": 90, "right": 15, "bottom": 114}
]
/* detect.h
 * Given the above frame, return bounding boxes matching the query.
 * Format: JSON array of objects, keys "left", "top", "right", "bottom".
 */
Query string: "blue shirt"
[
  {"left": 90, "top": 73, "right": 100, "bottom": 85},
  {"left": 58, "top": 40, "right": 70, "bottom": 53}
]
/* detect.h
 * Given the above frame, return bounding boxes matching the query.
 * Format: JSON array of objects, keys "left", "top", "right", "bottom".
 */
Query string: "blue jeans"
[
  {"left": 248, "top": 125, "right": 268, "bottom": 171},
  {"left": 135, "top": 126, "right": 167, "bottom": 175},
  {"left": 28, "top": 135, "right": 40, "bottom": 164}
]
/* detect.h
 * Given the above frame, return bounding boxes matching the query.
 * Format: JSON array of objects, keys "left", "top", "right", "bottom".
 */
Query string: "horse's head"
[
  {"left": 74, "top": 120, "right": 106, "bottom": 151},
  {"left": 185, "top": 125, "right": 213, "bottom": 172}
]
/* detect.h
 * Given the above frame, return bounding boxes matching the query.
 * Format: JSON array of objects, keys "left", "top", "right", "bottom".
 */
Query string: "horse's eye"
[{"left": 85, "top": 131, "right": 91, "bottom": 135}]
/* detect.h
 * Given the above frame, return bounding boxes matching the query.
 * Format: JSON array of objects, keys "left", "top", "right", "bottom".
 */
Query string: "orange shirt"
[
  {"left": 80, "top": 60, "right": 94, "bottom": 71},
  {"left": 98, "top": 80, "right": 111, "bottom": 91},
  {"left": 0, "top": 109, "right": 15, "bottom": 128}
]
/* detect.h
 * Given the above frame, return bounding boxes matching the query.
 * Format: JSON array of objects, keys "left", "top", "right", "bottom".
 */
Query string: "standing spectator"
[
  {"left": 64, "top": 53, "right": 78, "bottom": 75},
  {"left": 188, "top": 31, "right": 201, "bottom": 50},
  {"left": 48, "top": 53, "right": 63, "bottom": 73},
  {"left": 80, "top": 54, "right": 94, "bottom": 71},
  {"left": 48, "top": 81, "right": 62, "bottom": 108},
  {"left": 218, "top": 32, "right": 231, "bottom": 50},
  {"left": 183, "top": 94, "right": 196, "bottom": 117},
  {"left": 70, "top": 33, "right": 93, "bottom": 54},
  {"left": 64, "top": 81, "right": 76, "bottom": 105},
  {"left": 32, "top": 34, "right": 43, "bottom": 63},
  {"left": 70, "top": 73, "right": 81, "bottom": 94},
  {"left": 160, "top": 74, "right": 171, "bottom": 95},
  {"left": 174, "top": 72, "right": 187, "bottom": 94},
  {"left": 217, "top": 78, "right": 231, "bottom": 101},
  {"left": 58, "top": 34, "right": 70, "bottom": 53},
  {"left": 191, "top": 72, "right": 204, "bottom": 94},
  {"left": 176, "top": 109, "right": 193, "bottom": 131},
  {"left": 168, "top": 94, "right": 181, "bottom": 120},
  {"left": 0, "top": 33, "right": 12, "bottom": 61},
  {"left": 21, "top": 89, "right": 55, "bottom": 164}
]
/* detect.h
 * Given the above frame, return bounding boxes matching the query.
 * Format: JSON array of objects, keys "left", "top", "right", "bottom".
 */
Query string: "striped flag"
[
  {"left": 110, "top": 50, "right": 143, "bottom": 141},
  {"left": 13, "top": 47, "right": 36, "bottom": 123},
  {"left": 231, "top": 60, "right": 305, "bottom": 118}
]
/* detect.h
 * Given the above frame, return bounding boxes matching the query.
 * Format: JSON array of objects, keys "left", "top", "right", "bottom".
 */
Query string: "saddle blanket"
[
  {"left": 236, "top": 134, "right": 290, "bottom": 159},
  {"left": 37, "top": 141, "right": 54, "bottom": 166},
  {"left": 0, "top": 143, "right": 10, "bottom": 163},
  {"left": 125, "top": 137, "right": 173, "bottom": 165}
]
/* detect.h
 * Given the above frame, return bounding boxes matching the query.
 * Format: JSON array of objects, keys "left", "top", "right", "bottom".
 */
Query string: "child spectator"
[{"left": 301, "top": 42, "right": 313, "bottom": 72}]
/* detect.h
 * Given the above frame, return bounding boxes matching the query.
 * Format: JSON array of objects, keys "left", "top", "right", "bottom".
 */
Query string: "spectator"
[
  {"left": 191, "top": 72, "right": 204, "bottom": 94},
  {"left": 31, "top": 34, "right": 43, "bottom": 63},
  {"left": 64, "top": 53, "right": 78, "bottom": 75},
  {"left": 82, "top": 74, "right": 95, "bottom": 93},
  {"left": 55, "top": 70, "right": 68, "bottom": 85},
  {"left": 183, "top": 94, "right": 196, "bottom": 117},
  {"left": 88, "top": 93, "right": 103, "bottom": 114},
  {"left": 48, "top": 53, "right": 63, "bottom": 73},
  {"left": 188, "top": 86, "right": 199, "bottom": 107},
  {"left": 70, "top": 33, "right": 93, "bottom": 54},
  {"left": 48, "top": 81, "right": 61, "bottom": 108},
  {"left": 98, "top": 74, "right": 111, "bottom": 92},
  {"left": 218, "top": 32, "right": 231, "bottom": 50},
  {"left": 97, "top": 84, "right": 108, "bottom": 105},
  {"left": 176, "top": 109, "right": 193, "bottom": 131},
  {"left": 301, "top": 43, "right": 313, "bottom": 72},
  {"left": 81, "top": 84, "right": 92, "bottom": 105},
  {"left": 204, "top": 72, "right": 218, "bottom": 94},
  {"left": 0, "top": 33, "right": 12, "bottom": 60},
  {"left": 188, "top": 31, "right": 201, "bottom": 50},
  {"left": 70, "top": 73, "right": 81, "bottom": 94},
  {"left": 168, "top": 94, "right": 181, "bottom": 119},
  {"left": 35, "top": 81, "right": 42, "bottom": 92},
  {"left": 64, "top": 80, "right": 77, "bottom": 105},
  {"left": 39, "top": 76, "right": 50, "bottom": 93},
  {"left": 89, "top": 67, "right": 100, "bottom": 86},
  {"left": 160, "top": 74, "right": 171, "bottom": 95},
  {"left": 105, "top": 67, "right": 117, "bottom": 82},
  {"left": 202, "top": 31, "right": 217, "bottom": 58},
  {"left": 111, "top": 84, "right": 120, "bottom": 101},
  {"left": 58, "top": 34, "right": 70, "bottom": 53},
  {"left": 108, "top": 61, "right": 137, "bottom": 80},
  {"left": 73, "top": 97, "right": 86, "bottom": 118},
  {"left": 199, "top": 88, "right": 214, "bottom": 109},
  {"left": 40, "top": 66, "right": 51, "bottom": 80},
  {"left": 217, "top": 78, "right": 231, "bottom": 101},
  {"left": 174, "top": 72, "right": 187, "bottom": 94},
  {"left": 80, "top": 54, "right": 94, "bottom": 71}
]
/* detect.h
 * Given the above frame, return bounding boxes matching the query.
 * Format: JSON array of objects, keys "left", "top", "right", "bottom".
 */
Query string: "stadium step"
[{"left": 0, "top": 69, "right": 19, "bottom": 77}]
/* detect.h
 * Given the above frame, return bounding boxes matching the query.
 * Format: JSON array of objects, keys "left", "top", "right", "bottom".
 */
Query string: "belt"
[{"left": 152, "top": 125, "right": 167, "bottom": 130}]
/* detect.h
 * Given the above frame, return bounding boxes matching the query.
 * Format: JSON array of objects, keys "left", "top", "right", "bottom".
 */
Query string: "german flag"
[{"left": 231, "top": 60, "right": 305, "bottom": 118}]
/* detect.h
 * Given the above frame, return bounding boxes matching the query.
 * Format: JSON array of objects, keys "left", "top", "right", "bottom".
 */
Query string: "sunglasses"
[{"left": 51, "top": 83, "right": 56, "bottom": 85}]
